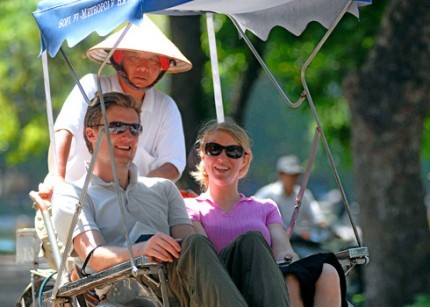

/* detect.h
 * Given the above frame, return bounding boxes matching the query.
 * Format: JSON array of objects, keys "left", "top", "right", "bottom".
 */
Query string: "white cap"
[{"left": 276, "top": 155, "right": 303, "bottom": 174}]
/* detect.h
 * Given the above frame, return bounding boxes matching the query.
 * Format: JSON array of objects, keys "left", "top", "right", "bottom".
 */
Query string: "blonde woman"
[{"left": 186, "top": 120, "right": 347, "bottom": 307}]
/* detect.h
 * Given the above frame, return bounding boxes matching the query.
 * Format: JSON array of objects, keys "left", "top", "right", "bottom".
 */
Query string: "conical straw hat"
[{"left": 87, "top": 16, "right": 192, "bottom": 74}]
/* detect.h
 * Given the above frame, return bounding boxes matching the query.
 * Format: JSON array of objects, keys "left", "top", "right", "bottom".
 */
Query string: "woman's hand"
[
  {"left": 269, "top": 223, "right": 300, "bottom": 262},
  {"left": 283, "top": 251, "right": 300, "bottom": 263}
]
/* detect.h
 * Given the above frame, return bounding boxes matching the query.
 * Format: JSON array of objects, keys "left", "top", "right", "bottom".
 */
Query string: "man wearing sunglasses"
[
  {"left": 37, "top": 16, "right": 193, "bottom": 272},
  {"left": 52, "top": 92, "right": 248, "bottom": 306},
  {"left": 50, "top": 16, "right": 192, "bottom": 184}
]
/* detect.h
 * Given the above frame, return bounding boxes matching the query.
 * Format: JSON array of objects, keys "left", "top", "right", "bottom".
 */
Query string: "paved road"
[{"left": 0, "top": 255, "right": 42, "bottom": 306}]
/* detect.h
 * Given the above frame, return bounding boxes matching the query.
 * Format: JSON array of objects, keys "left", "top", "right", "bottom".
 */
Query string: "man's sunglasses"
[
  {"left": 91, "top": 122, "right": 143, "bottom": 136},
  {"left": 204, "top": 142, "right": 245, "bottom": 159}
]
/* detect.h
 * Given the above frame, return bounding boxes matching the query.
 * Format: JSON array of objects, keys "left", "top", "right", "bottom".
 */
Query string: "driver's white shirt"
[{"left": 54, "top": 73, "right": 185, "bottom": 183}]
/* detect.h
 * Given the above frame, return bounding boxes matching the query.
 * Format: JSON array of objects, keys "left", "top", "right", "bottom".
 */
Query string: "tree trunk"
[
  {"left": 344, "top": 1, "right": 430, "bottom": 306},
  {"left": 169, "top": 16, "right": 207, "bottom": 192},
  {"left": 230, "top": 37, "right": 265, "bottom": 126}
]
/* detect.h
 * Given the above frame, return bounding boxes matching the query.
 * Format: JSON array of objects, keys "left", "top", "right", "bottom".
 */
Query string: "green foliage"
[
  {"left": 200, "top": 15, "right": 248, "bottom": 115},
  {"left": 405, "top": 294, "right": 430, "bottom": 307},
  {"left": 193, "top": 5, "right": 389, "bottom": 196},
  {"left": 7, "top": 115, "right": 48, "bottom": 164},
  {"left": 0, "top": 1, "right": 101, "bottom": 167},
  {"left": 202, "top": 9, "right": 382, "bottom": 172},
  {"left": 0, "top": 92, "right": 19, "bottom": 154},
  {"left": 422, "top": 117, "right": 430, "bottom": 159},
  {"left": 0, "top": 1, "right": 39, "bottom": 162},
  {"left": 0, "top": 1, "right": 393, "bottom": 175},
  {"left": 351, "top": 293, "right": 365, "bottom": 307},
  {"left": 0, "top": 2, "right": 383, "bottom": 160}
]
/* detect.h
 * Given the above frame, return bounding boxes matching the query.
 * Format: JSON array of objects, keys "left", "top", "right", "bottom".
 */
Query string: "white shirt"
[
  {"left": 254, "top": 180, "right": 326, "bottom": 234},
  {"left": 54, "top": 74, "right": 186, "bottom": 183}
]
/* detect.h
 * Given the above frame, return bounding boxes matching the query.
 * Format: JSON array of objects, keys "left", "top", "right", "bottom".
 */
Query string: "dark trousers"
[
  {"left": 219, "top": 231, "right": 290, "bottom": 307},
  {"left": 166, "top": 233, "right": 248, "bottom": 307}
]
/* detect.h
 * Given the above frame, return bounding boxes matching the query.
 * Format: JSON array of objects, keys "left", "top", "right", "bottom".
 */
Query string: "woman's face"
[{"left": 202, "top": 130, "right": 249, "bottom": 189}]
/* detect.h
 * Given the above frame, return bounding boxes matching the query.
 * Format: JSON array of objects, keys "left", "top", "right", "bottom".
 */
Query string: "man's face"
[
  {"left": 88, "top": 105, "right": 140, "bottom": 169},
  {"left": 279, "top": 172, "right": 300, "bottom": 191},
  {"left": 121, "top": 51, "right": 162, "bottom": 88}
]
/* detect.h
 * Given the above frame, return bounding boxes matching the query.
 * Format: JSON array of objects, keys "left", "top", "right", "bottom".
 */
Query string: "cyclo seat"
[{"left": 43, "top": 256, "right": 170, "bottom": 306}]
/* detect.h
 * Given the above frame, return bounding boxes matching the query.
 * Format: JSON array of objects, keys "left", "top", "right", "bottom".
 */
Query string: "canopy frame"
[
  {"left": 228, "top": 0, "right": 363, "bottom": 246},
  {"left": 32, "top": 0, "right": 370, "bottom": 303}
]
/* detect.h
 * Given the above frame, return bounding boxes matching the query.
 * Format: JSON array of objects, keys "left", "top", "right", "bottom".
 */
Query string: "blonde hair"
[{"left": 191, "top": 120, "right": 253, "bottom": 190}]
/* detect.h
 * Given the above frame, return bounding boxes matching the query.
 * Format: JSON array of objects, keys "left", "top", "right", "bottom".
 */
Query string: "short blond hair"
[{"left": 84, "top": 92, "right": 140, "bottom": 153}]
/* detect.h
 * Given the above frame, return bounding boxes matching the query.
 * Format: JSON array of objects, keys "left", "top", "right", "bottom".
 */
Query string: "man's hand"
[
  {"left": 146, "top": 162, "right": 180, "bottom": 182},
  {"left": 141, "top": 232, "right": 182, "bottom": 263},
  {"left": 38, "top": 174, "right": 65, "bottom": 201},
  {"left": 38, "top": 182, "right": 54, "bottom": 201}
]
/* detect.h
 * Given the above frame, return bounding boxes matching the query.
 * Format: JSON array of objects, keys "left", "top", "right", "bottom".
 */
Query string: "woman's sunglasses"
[
  {"left": 204, "top": 142, "right": 245, "bottom": 159},
  {"left": 91, "top": 122, "right": 143, "bottom": 136}
]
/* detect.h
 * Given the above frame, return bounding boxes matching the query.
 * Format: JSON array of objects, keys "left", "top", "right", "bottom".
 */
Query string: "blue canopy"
[
  {"left": 33, "top": 0, "right": 193, "bottom": 57},
  {"left": 33, "top": 0, "right": 371, "bottom": 57}
]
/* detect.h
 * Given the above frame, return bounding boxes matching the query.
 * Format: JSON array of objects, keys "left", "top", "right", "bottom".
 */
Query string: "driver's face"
[{"left": 121, "top": 51, "right": 162, "bottom": 88}]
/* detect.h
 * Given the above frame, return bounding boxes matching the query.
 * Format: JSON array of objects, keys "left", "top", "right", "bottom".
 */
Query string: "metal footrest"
[{"left": 335, "top": 246, "right": 369, "bottom": 267}]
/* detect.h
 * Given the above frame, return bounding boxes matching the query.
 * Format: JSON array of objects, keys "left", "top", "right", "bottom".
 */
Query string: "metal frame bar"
[
  {"left": 41, "top": 23, "right": 141, "bottom": 301},
  {"left": 229, "top": 0, "right": 363, "bottom": 247},
  {"left": 206, "top": 13, "right": 225, "bottom": 123}
]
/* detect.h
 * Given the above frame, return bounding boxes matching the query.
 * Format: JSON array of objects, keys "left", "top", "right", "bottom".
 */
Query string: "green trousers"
[
  {"left": 166, "top": 233, "right": 248, "bottom": 307},
  {"left": 219, "top": 231, "right": 290, "bottom": 307}
]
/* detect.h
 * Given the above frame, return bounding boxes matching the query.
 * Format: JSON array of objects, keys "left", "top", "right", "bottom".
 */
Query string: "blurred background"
[{"left": 1, "top": 1, "right": 429, "bottom": 306}]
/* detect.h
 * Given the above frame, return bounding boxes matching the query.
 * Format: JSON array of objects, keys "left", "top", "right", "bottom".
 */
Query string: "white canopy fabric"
[{"left": 161, "top": 0, "right": 371, "bottom": 39}]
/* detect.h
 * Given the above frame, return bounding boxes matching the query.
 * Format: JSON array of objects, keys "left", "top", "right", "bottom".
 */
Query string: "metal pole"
[{"left": 206, "top": 13, "right": 225, "bottom": 123}]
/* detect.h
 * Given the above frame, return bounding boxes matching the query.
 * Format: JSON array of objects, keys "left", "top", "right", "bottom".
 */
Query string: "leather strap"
[{"left": 81, "top": 245, "right": 102, "bottom": 276}]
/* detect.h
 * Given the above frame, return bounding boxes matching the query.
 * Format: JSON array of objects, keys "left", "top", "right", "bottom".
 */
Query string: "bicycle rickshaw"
[{"left": 16, "top": 0, "right": 371, "bottom": 305}]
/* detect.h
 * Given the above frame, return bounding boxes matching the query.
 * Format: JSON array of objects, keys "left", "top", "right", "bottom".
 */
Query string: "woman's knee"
[
  {"left": 316, "top": 263, "right": 341, "bottom": 294},
  {"left": 314, "top": 264, "right": 342, "bottom": 306},
  {"left": 321, "top": 264, "right": 340, "bottom": 283},
  {"left": 222, "top": 231, "right": 272, "bottom": 263},
  {"left": 236, "top": 231, "right": 266, "bottom": 246},
  {"left": 179, "top": 233, "right": 219, "bottom": 265}
]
